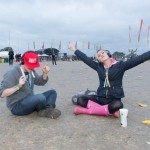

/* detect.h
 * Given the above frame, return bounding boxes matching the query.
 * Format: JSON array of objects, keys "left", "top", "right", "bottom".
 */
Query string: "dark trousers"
[
  {"left": 77, "top": 95, "right": 123, "bottom": 114},
  {"left": 52, "top": 58, "right": 57, "bottom": 65}
]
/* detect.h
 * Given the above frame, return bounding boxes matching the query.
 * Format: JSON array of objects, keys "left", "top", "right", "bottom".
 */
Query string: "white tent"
[
  {"left": 38, "top": 54, "right": 49, "bottom": 57},
  {"left": 0, "top": 51, "right": 9, "bottom": 58}
]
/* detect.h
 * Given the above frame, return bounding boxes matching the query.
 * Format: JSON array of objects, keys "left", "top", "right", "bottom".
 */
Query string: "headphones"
[
  {"left": 20, "top": 51, "right": 37, "bottom": 65},
  {"left": 97, "top": 49, "right": 112, "bottom": 58},
  {"left": 105, "top": 50, "right": 112, "bottom": 58}
]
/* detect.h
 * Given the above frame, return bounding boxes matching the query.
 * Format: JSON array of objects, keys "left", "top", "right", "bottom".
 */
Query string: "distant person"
[
  {"left": 52, "top": 51, "right": 57, "bottom": 65},
  {"left": 15, "top": 54, "right": 18, "bottom": 62},
  {"left": 0, "top": 51, "right": 61, "bottom": 119},
  {"left": 15, "top": 54, "right": 21, "bottom": 62},
  {"left": 68, "top": 43, "right": 150, "bottom": 118},
  {"left": 8, "top": 49, "right": 14, "bottom": 65}
]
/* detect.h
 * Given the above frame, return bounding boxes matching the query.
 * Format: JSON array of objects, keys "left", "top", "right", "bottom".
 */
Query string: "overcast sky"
[{"left": 0, "top": 0, "right": 150, "bottom": 55}]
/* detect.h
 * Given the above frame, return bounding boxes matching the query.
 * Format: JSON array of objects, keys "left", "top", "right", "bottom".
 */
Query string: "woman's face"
[{"left": 97, "top": 50, "right": 109, "bottom": 62}]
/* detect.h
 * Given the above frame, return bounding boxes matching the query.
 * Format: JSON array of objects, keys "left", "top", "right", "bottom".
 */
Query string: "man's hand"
[
  {"left": 42, "top": 64, "right": 50, "bottom": 74},
  {"left": 19, "top": 76, "right": 26, "bottom": 87}
]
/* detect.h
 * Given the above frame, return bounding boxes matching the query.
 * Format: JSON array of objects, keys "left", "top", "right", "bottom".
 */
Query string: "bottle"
[{"left": 120, "top": 108, "right": 128, "bottom": 127}]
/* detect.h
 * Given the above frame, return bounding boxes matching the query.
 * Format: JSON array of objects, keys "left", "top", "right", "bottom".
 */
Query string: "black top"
[
  {"left": 75, "top": 50, "right": 150, "bottom": 99},
  {"left": 8, "top": 51, "right": 14, "bottom": 59}
]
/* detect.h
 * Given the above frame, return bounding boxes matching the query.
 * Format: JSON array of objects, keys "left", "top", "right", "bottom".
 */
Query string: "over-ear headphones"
[
  {"left": 107, "top": 52, "right": 112, "bottom": 57},
  {"left": 105, "top": 50, "right": 112, "bottom": 58},
  {"left": 20, "top": 51, "right": 37, "bottom": 65},
  {"left": 97, "top": 49, "right": 112, "bottom": 58}
]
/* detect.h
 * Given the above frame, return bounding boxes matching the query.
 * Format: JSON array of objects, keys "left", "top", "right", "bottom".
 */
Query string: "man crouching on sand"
[{"left": 0, "top": 51, "right": 61, "bottom": 119}]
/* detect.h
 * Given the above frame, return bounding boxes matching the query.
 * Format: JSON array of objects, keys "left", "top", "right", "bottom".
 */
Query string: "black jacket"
[{"left": 75, "top": 50, "right": 150, "bottom": 99}]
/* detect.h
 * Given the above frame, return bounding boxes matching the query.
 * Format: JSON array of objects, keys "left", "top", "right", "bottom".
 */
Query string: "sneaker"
[
  {"left": 85, "top": 89, "right": 97, "bottom": 96},
  {"left": 38, "top": 107, "right": 61, "bottom": 119},
  {"left": 72, "top": 89, "right": 97, "bottom": 105},
  {"left": 72, "top": 95, "right": 78, "bottom": 105}
]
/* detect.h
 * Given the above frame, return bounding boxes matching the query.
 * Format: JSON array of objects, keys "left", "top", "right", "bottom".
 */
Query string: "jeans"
[{"left": 11, "top": 89, "right": 57, "bottom": 116}]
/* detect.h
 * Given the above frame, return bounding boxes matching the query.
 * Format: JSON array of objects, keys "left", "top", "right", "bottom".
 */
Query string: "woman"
[{"left": 68, "top": 43, "right": 150, "bottom": 117}]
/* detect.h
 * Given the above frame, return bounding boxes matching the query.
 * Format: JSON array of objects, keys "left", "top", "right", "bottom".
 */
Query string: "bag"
[{"left": 72, "top": 89, "right": 97, "bottom": 105}]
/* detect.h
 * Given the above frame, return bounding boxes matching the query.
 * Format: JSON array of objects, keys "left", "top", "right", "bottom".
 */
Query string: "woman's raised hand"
[{"left": 68, "top": 43, "right": 77, "bottom": 52}]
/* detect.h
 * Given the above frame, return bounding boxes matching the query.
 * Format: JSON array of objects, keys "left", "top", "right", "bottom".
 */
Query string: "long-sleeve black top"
[{"left": 75, "top": 50, "right": 150, "bottom": 99}]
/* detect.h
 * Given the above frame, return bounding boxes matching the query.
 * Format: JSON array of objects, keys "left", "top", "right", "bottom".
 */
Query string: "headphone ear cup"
[{"left": 107, "top": 52, "right": 112, "bottom": 57}]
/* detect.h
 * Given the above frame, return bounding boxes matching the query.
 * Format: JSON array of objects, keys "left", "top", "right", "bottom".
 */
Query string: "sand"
[{"left": 0, "top": 60, "right": 150, "bottom": 150}]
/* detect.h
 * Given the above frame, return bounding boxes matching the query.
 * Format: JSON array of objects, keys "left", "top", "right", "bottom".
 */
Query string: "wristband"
[{"left": 15, "top": 84, "right": 21, "bottom": 91}]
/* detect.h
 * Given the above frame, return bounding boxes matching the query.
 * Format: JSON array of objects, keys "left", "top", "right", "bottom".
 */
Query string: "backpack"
[{"left": 72, "top": 89, "right": 97, "bottom": 105}]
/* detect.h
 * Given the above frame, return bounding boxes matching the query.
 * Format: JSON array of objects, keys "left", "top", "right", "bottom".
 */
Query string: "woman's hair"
[{"left": 97, "top": 49, "right": 112, "bottom": 58}]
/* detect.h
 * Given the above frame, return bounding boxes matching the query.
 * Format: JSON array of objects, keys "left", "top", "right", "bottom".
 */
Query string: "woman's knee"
[
  {"left": 116, "top": 101, "right": 123, "bottom": 109},
  {"left": 108, "top": 100, "right": 123, "bottom": 113},
  {"left": 77, "top": 96, "right": 88, "bottom": 107}
]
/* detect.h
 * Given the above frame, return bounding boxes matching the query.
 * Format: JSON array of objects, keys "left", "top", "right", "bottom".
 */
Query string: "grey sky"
[{"left": 0, "top": 0, "right": 150, "bottom": 55}]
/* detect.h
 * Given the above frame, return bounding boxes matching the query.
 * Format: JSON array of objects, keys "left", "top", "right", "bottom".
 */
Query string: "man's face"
[
  {"left": 97, "top": 50, "right": 109, "bottom": 62},
  {"left": 24, "top": 64, "right": 34, "bottom": 72}
]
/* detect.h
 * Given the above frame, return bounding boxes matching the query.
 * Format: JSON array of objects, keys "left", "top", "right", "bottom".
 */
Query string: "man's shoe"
[{"left": 38, "top": 108, "right": 61, "bottom": 119}]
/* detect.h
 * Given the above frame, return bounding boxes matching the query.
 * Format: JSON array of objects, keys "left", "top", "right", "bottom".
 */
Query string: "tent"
[
  {"left": 35, "top": 48, "right": 59, "bottom": 55},
  {"left": 0, "top": 47, "right": 13, "bottom": 58}
]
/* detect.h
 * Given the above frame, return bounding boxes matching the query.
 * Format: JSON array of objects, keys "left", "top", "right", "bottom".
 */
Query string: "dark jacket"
[{"left": 75, "top": 50, "right": 150, "bottom": 99}]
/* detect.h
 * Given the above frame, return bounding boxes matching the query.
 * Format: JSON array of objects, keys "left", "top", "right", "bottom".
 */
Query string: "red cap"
[{"left": 23, "top": 52, "right": 40, "bottom": 69}]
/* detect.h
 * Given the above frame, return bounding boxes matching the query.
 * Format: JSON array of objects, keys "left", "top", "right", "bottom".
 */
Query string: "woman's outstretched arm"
[
  {"left": 122, "top": 51, "right": 150, "bottom": 71},
  {"left": 68, "top": 43, "right": 98, "bottom": 71}
]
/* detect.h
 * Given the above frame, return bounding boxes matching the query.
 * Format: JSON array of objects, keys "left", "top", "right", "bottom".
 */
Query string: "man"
[
  {"left": 8, "top": 49, "right": 14, "bottom": 65},
  {"left": 0, "top": 51, "right": 61, "bottom": 119},
  {"left": 52, "top": 51, "right": 57, "bottom": 65}
]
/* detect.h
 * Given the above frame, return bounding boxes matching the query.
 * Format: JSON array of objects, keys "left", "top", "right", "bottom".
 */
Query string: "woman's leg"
[
  {"left": 74, "top": 95, "right": 109, "bottom": 116},
  {"left": 74, "top": 96, "right": 123, "bottom": 117},
  {"left": 77, "top": 95, "right": 98, "bottom": 107},
  {"left": 108, "top": 100, "right": 123, "bottom": 114}
]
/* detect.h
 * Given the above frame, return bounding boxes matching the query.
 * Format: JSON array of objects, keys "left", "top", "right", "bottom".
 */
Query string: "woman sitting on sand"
[{"left": 68, "top": 43, "right": 150, "bottom": 117}]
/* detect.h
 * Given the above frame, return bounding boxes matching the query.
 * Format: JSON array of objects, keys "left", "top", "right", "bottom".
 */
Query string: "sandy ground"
[{"left": 0, "top": 60, "right": 150, "bottom": 150}]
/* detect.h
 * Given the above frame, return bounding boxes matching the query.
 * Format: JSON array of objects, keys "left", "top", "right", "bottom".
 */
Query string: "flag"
[
  {"left": 68, "top": 41, "right": 70, "bottom": 48},
  {"left": 42, "top": 42, "right": 44, "bottom": 49},
  {"left": 96, "top": 44, "right": 98, "bottom": 50},
  {"left": 94, "top": 44, "right": 96, "bottom": 50},
  {"left": 138, "top": 19, "right": 143, "bottom": 43},
  {"left": 129, "top": 25, "right": 131, "bottom": 43},
  {"left": 88, "top": 41, "right": 90, "bottom": 49},
  {"left": 147, "top": 26, "right": 150, "bottom": 44},
  {"left": 99, "top": 44, "right": 101, "bottom": 50},
  {"left": 82, "top": 41, "right": 84, "bottom": 49},
  {"left": 28, "top": 42, "right": 30, "bottom": 50},
  {"left": 75, "top": 41, "right": 77, "bottom": 49},
  {"left": 51, "top": 42, "right": 53, "bottom": 49},
  {"left": 59, "top": 41, "right": 61, "bottom": 49},
  {"left": 33, "top": 42, "right": 35, "bottom": 49}
]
